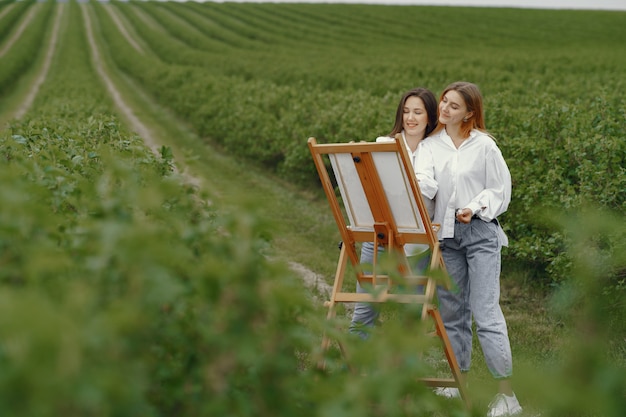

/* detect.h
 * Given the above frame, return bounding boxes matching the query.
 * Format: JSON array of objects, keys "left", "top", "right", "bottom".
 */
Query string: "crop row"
[
  {"left": 0, "top": 2, "right": 324, "bottom": 414},
  {"left": 0, "top": 1, "right": 53, "bottom": 99}
]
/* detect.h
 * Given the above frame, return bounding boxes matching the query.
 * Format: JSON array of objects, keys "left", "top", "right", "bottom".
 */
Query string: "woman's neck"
[
  {"left": 403, "top": 131, "right": 424, "bottom": 153},
  {"left": 445, "top": 124, "right": 468, "bottom": 148}
]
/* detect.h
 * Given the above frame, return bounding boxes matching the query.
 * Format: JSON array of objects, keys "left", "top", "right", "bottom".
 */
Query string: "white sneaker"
[
  {"left": 487, "top": 393, "right": 522, "bottom": 417},
  {"left": 434, "top": 387, "right": 460, "bottom": 398}
]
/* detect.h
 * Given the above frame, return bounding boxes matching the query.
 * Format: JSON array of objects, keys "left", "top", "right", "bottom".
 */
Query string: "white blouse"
[
  {"left": 374, "top": 131, "right": 416, "bottom": 163},
  {"left": 416, "top": 128, "right": 511, "bottom": 243}
]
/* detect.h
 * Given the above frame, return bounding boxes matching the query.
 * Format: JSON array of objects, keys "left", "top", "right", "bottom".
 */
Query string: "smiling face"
[
  {"left": 402, "top": 95, "right": 429, "bottom": 140},
  {"left": 438, "top": 89, "right": 473, "bottom": 127}
]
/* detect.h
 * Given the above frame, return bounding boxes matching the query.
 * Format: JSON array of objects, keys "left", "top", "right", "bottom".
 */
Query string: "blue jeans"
[
  {"left": 438, "top": 218, "right": 513, "bottom": 379},
  {"left": 349, "top": 241, "right": 430, "bottom": 339}
]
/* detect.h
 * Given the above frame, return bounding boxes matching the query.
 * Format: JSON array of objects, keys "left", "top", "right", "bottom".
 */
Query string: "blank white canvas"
[
  {"left": 330, "top": 153, "right": 374, "bottom": 231},
  {"left": 329, "top": 151, "right": 426, "bottom": 234},
  {"left": 372, "top": 152, "right": 426, "bottom": 233}
]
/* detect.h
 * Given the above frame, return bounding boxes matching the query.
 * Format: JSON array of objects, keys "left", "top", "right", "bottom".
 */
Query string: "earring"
[{"left": 463, "top": 118, "right": 469, "bottom": 122}]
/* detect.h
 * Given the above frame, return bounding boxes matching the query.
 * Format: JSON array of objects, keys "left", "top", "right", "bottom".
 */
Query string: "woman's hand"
[{"left": 456, "top": 208, "right": 472, "bottom": 224}]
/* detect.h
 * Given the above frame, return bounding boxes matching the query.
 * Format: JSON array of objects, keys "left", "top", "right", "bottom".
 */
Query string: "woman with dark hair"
[
  {"left": 388, "top": 87, "right": 439, "bottom": 155},
  {"left": 348, "top": 87, "right": 438, "bottom": 339},
  {"left": 416, "top": 81, "right": 522, "bottom": 417}
]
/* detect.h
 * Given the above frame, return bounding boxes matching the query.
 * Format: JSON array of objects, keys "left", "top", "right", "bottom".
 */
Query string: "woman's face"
[
  {"left": 402, "top": 96, "right": 429, "bottom": 140},
  {"left": 438, "top": 90, "right": 471, "bottom": 126}
]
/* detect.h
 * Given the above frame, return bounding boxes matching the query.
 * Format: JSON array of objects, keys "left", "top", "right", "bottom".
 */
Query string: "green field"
[{"left": 0, "top": 1, "right": 624, "bottom": 416}]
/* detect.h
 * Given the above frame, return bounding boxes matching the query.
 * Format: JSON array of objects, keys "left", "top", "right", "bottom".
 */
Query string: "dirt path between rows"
[
  {"left": 13, "top": 3, "right": 64, "bottom": 120},
  {"left": 0, "top": 3, "right": 16, "bottom": 22},
  {"left": 81, "top": 4, "right": 163, "bottom": 158},
  {"left": 0, "top": 3, "right": 39, "bottom": 58},
  {"left": 102, "top": 4, "right": 144, "bottom": 56},
  {"left": 85, "top": 4, "right": 335, "bottom": 302}
]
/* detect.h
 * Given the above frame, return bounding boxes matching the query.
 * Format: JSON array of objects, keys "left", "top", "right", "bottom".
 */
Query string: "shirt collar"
[{"left": 441, "top": 127, "right": 478, "bottom": 145}]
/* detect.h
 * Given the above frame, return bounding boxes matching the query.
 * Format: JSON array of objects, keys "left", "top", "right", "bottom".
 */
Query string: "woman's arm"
[
  {"left": 415, "top": 141, "right": 438, "bottom": 200},
  {"left": 469, "top": 144, "right": 511, "bottom": 220}
]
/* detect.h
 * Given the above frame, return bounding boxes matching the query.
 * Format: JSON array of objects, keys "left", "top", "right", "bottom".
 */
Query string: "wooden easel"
[{"left": 308, "top": 136, "right": 469, "bottom": 407}]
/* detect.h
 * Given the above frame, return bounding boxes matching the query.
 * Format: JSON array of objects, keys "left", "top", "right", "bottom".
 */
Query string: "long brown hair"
[
  {"left": 389, "top": 87, "right": 438, "bottom": 138},
  {"left": 432, "top": 81, "right": 487, "bottom": 138}
]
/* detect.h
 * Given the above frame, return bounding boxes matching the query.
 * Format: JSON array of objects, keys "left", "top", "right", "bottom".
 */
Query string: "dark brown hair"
[{"left": 389, "top": 87, "right": 438, "bottom": 138}]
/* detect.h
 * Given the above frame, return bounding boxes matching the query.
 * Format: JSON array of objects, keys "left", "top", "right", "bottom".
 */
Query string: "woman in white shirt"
[
  {"left": 349, "top": 87, "right": 437, "bottom": 339},
  {"left": 416, "top": 82, "right": 522, "bottom": 417}
]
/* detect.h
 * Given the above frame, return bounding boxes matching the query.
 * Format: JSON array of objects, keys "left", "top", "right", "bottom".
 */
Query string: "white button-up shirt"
[{"left": 416, "top": 128, "right": 511, "bottom": 242}]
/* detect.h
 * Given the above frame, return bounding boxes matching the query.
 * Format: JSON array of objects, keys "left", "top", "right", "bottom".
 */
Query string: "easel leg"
[
  {"left": 318, "top": 244, "right": 350, "bottom": 371},
  {"left": 317, "top": 305, "right": 336, "bottom": 371},
  {"left": 428, "top": 307, "right": 471, "bottom": 409}
]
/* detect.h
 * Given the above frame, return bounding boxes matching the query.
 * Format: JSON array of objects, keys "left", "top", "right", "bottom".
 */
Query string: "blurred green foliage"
[{"left": 525, "top": 209, "right": 626, "bottom": 417}]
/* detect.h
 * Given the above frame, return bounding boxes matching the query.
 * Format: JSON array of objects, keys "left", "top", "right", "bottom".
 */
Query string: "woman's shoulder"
[
  {"left": 375, "top": 135, "right": 394, "bottom": 143},
  {"left": 426, "top": 129, "right": 447, "bottom": 140},
  {"left": 420, "top": 130, "right": 445, "bottom": 147},
  {"left": 470, "top": 128, "right": 495, "bottom": 139},
  {"left": 470, "top": 130, "right": 504, "bottom": 155},
  {"left": 471, "top": 130, "right": 499, "bottom": 145}
]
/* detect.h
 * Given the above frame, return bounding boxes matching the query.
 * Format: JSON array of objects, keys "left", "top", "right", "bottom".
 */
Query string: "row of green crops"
[
  {"left": 0, "top": 0, "right": 53, "bottom": 99},
  {"left": 0, "top": 2, "right": 320, "bottom": 415},
  {"left": 90, "top": 0, "right": 626, "bottom": 286},
  {"left": 0, "top": 0, "right": 31, "bottom": 42}
]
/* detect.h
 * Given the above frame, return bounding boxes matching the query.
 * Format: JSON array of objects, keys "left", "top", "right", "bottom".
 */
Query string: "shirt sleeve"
[
  {"left": 415, "top": 141, "right": 438, "bottom": 200},
  {"left": 471, "top": 144, "right": 511, "bottom": 221}
]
